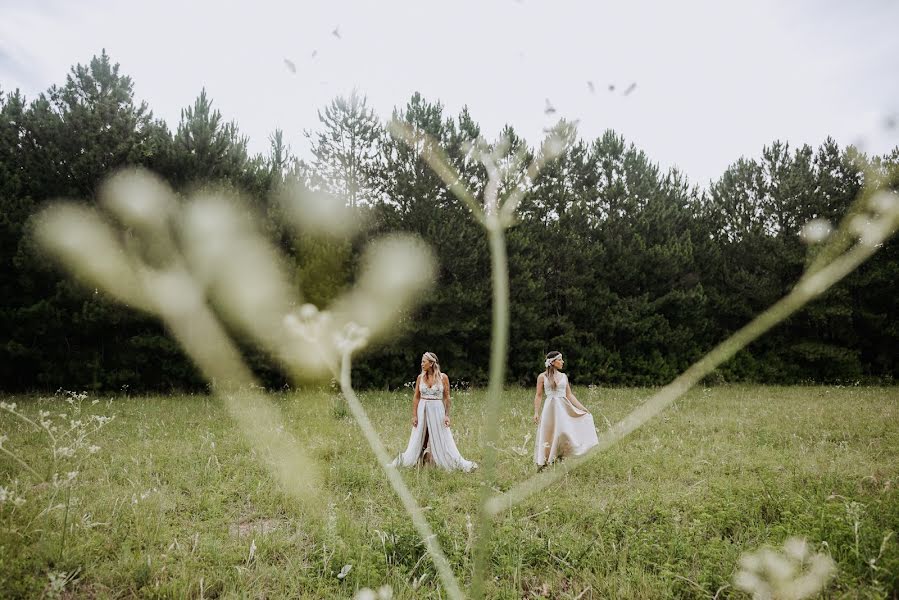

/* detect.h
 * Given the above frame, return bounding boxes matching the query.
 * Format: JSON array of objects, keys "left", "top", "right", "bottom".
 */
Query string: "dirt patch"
[{"left": 229, "top": 518, "right": 285, "bottom": 538}]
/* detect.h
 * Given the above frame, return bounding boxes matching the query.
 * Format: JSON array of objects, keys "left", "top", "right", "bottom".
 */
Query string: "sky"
[{"left": 1, "top": 0, "right": 897, "bottom": 187}]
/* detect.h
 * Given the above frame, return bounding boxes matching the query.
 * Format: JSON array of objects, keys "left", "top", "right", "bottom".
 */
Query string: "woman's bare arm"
[
  {"left": 412, "top": 375, "right": 421, "bottom": 427},
  {"left": 565, "top": 380, "right": 589, "bottom": 412},
  {"left": 533, "top": 374, "right": 544, "bottom": 424},
  {"left": 442, "top": 373, "right": 451, "bottom": 427}
]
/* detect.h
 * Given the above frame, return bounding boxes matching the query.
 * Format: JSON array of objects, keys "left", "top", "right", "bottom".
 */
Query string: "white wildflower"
[
  {"left": 279, "top": 183, "right": 362, "bottom": 237},
  {"left": 543, "top": 135, "right": 566, "bottom": 160},
  {"left": 100, "top": 168, "right": 177, "bottom": 233},
  {"left": 298, "top": 303, "right": 319, "bottom": 321},
  {"left": 355, "top": 585, "right": 393, "bottom": 600},
  {"left": 799, "top": 219, "right": 832, "bottom": 244},
  {"left": 55, "top": 447, "right": 75, "bottom": 459},
  {"left": 869, "top": 190, "right": 898, "bottom": 215},
  {"left": 45, "top": 571, "right": 69, "bottom": 597},
  {"left": 0, "top": 486, "right": 7, "bottom": 503},
  {"left": 849, "top": 213, "right": 891, "bottom": 247},
  {"left": 735, "top": 537, "right": 836, "bottom": 600},
  {"left": 333, "top": 322, "right": 370, "bottom": 354}
]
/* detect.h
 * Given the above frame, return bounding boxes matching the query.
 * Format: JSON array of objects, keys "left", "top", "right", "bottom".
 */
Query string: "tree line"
[{"left": 1, "top": 51, "right": 897, "bottom": 392}]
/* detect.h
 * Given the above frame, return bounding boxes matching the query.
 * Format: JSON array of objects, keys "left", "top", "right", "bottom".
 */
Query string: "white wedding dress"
[
  {"left": 390, "top": 377, "right": 477, "bottom": 472},
  {"left": 535, "top": 372, "right": 598, "bottom": 465}
]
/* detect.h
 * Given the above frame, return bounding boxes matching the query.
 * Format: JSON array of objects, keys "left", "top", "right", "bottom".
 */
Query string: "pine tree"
[
  {"left": 170, "top": 88, "right": 259, "bottom": 189},
  {"left": 304, "top": 90, "right": 381, "bottom": 208}
]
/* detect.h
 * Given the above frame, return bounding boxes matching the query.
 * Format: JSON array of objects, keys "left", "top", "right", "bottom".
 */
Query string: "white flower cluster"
[
  {"left": 57, "top": 389, "right": 88, "bottom": 404},
  {"left": 130, "top": 487, "right": 158, "bottom": 505},
  {"left": 851, "top": 191, "right": 899, "bottom": 247},
  {"left": 0, "top": 485, "right": 26, "bottom": 507},
  {"left": 734, "top": 537, "right": 836, "bottom": 600},
  {"left": 54, "top": 446, "right": 76, "bottom": 459},
  {"left": 354, "top": 584, "right": 393, "bottom": 600},
  {"left": 334, "top": 322, "right": 371, "bottom": 355},
  {"left": 51, "top": 471, "right": 79, "bottom": 487},
  {"left": 45, "top": 571, "right": 68, "bottom": 598}
]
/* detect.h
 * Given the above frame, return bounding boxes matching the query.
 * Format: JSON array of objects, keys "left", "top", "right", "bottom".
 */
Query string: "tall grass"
[{"left": 0, "top": 387, "right": 897, "bottom": 597}]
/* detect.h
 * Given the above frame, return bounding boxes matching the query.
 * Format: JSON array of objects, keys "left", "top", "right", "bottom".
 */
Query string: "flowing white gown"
[
  {"left": 390, "top": 377, "right": 477, "bottom": 472},
  {"left": 535, "top": 372, "right": 598, "bottom": 465}
]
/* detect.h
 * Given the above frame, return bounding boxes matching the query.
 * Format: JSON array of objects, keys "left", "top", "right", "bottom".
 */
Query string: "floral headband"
[{"left": 545, "top": 355, "right": 562, "bottom": 368}]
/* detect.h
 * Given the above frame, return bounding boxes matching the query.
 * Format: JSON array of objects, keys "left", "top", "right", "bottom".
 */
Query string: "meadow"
[{"left": 1, "top": 385, "right": 897, "bottom": 598}]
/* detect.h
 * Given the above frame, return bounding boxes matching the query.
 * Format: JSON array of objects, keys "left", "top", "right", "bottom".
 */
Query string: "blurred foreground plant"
[{"left": 32, "top": 169, "right": 436, "bottom": 528}]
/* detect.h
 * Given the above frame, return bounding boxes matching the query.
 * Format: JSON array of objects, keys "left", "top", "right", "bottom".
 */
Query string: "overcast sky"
[{"left": 1, "top": 0, "right": 897, "bottom": 186}]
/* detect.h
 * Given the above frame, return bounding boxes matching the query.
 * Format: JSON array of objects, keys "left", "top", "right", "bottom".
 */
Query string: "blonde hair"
[
  {"left": 544, "top": 351, "right": 562, "bottom": 390},
  {"left": 420, "top": 351, "right": 442, "bottom": 388}
]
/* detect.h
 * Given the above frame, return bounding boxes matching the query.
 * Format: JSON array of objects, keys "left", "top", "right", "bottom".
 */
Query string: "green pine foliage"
[{"left": 1, "top": 52, "right": 897, "bottom": 391}]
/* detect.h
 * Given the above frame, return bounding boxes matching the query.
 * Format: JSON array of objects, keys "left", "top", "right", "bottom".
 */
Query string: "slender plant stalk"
[
  {"left": 0, "top": 408, "right": 56, "bottom": 446},
  {"left": 470, "top": 221, "right": 509, "bottom": 599},
  {"left": 338, "top": 351, "right": 464, "bottom": 600},
  {"left": 391, "top": 124, "right": 562, "bottom": 597},
  {"left": 59, "top": 484, "right": 71, "bottom": 561},
  {"left": 388, "top": 121, "right": 486, "bottom": 224},
  {"left": 0, "top": 446, "right": 40, "bottom": 479}
]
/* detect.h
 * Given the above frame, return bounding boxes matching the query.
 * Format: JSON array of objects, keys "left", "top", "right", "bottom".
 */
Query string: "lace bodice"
[
  {"left": 543, "top": 372, "right": 568, "bottom": 399},
  {"left": 418, "top": 376, "right": 444, "bottom": 400}
]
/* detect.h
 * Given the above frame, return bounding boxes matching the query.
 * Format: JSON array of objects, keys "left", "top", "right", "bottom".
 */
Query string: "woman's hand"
[
  {"left": 411, "top": 415, "right": 418, "bottom": 428},
  {"left": 443, "top": 415, "right": 450, "bottom": 428},
  {"left": 533, "top": 413, "right": 540, "bottom": 424}
]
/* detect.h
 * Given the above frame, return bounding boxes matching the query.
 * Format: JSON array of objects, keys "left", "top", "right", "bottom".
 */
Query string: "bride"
[
  {"left": 390, "top": 352, "right": 477, "bottom": 472},
  {"left": 534, "top": 351, "right": 599, "bottom": 466}
]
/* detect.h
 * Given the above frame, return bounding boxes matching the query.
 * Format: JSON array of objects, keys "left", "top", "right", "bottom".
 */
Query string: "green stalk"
[{"left": 471, "top": 221, "right": 509, "bottom": 599}]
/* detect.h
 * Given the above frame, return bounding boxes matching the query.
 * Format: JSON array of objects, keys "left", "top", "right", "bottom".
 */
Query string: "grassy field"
[{"left": 0, "top": 385, "right": 897, "bottom": 598}]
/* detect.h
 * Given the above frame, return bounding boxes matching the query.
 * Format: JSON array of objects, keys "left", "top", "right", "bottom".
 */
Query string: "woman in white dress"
[
  {"left": 533, "top": 351, "right": 599, "bottom": 466},
  {"left": 390, "top": 352, "right": 477, "bottom": 472}
]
